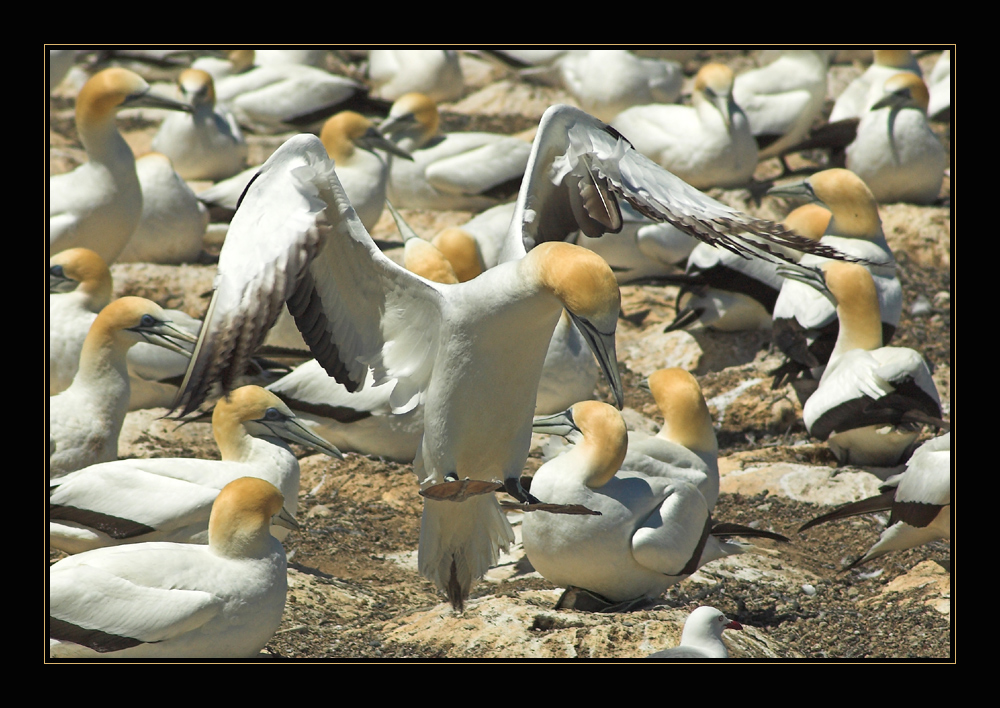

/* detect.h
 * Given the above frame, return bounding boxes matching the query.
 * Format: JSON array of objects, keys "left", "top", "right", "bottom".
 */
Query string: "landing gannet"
[
  {"left": 648, "top": 606, "right": 742, "bottom": 659},
  {"left": 174, "top": 105, "right": 853, "bottom": 610},
  {"left": 620, "top": 368, "right": 719, "bottom": 509},
  {"left": 49, "top": 477, "right": 294, "bottom": 659},
  {"left": 798, "top": 433, "right": 950, "bottom": 568},
  {"left": 49, "top": 385, "right": 340, "bottom": 554},
  {"left": 378, "top": 92, "right": 533, "bottom": 211},
  {"left": 368, "top": 50, "right": 464, "bottom": 103},
  {"left": 198, "top": 111, "right": 408, "bottom": 233},
  {"left": 151, "top": 68, "right": 248, "bottom": 182},
  {"left": 768, "top": 169, "right": 901, "bottom": 388},
  {"left": 49, "top": 297, "right": 198, "bottom": 477},
  {"left": 49, "top": 248, "right": 201, "bottom": 409},
  {"left": 49, "top": 67, "right": 193, "bottom": 264},
  {"left": 530, "top": 50, "right": 683, "bottom": 123},
  {"left": 829, "top": 50, "right": 923, "bottom": 123},
  {"left": 525, "top": 401, "right": 786, "bottom": 609},
  {"left": 116, "top": 152, "right": 209, "bottom": 264},
  {"left": 732, "top": 50, "right": 832, "bottom": 167},
  {"left": 787, "top": 262, "right": 944, "bottom": 466},
  {"left": 845, "top": 73, "right": 947, "bottom": 205},
  {"left": 665, "top": 203, "right": 829, "bottom": 333},
  {"left": 611, "top": 63, "right": 758, "bottom": 190}
]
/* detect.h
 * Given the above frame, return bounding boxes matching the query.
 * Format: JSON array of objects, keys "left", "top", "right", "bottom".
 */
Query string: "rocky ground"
[{"left": 48, "top": 48, "right": 952, "bottom": 662}]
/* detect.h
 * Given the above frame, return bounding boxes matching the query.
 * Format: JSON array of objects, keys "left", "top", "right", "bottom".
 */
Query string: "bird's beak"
[
  {"left": 130, "top": 319, "right": 199, "bottom": 357},
  {"left": 569, "top": 312, "right": 624, "bottom": 409},
  {"left": 358, "top": 126, "right": 414, "bottom": 161},
  {"left": 125, "top": 89, "right": 194, "bottom": 113},
  {"left": 532, "top": 407, "right": 580, "bottom": 438},
  {"left": 253, "top": 415, "right": 345, "bottom": 460},
  {"left": 271, "top": 505, "right": 299, "bottom": 531}
]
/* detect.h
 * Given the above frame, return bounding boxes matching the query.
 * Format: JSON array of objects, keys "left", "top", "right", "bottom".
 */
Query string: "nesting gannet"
[
  {"left": 611, "top": 63, "right": 758, "bottom": 190},
  {"left": 784, "top": 262, "right": 945, "bottom": 466},
  {"left": 49, "top": 386, "right": 340, "bottom": 554},
  {"left": 799, "top": 433, "right": 950, "bottom": 569},
  {"left": 525, "top": 401, "right": 786, "bottom": 608},
  {"left": 174, "top": 105, "right": 852, "bottom": 610},
  {"left": 151, "top": 68, "right": 248, "bottom": 181},
  {"left": 620, "top": 368, "right": 719, "bottom": 509},
  {"left": 198, "top": 111, "right": 408, "bottom": 233},
  {"left": 49, "top": 477, "right": 294, "bottom": 658},
  {"left": 191, "top": 49, "right": 256, "bottom": 82},
  {"left": 845, "top": 73, "right": 947, "bottom": 205},
  {"left": 49, "top": 67, "right": 193, "bottom": 264},
  {"left": 829, "top": 50, "right": 923, "bottom": 123},
  {"left": 368, "top": 49, "right": 464, "bottom": 103},
  {"left": 732, "top": 50, "right": 832, "bottom": 168},
  {"left": 213, "top": 56, "right": 385, "bottom": 133},
  {"left": 768, "top": 169, "right": 901, "bottom": 387},
  {"left": 665, "top": 203, "right": 829, "bottom": 333},
  {"left": 648, "top": 606, "right": 743, "bottom": 659},
  {"left": 529, "top": 50, "right": 683, "bottom": 123},
  {"left": 49, "top": 248, "right": 202, "bottom": 409},
  {"left": 49, "top": 297, "right": 198, "bottom": 477},
  {"left": 377, "top": 92, "right": 533, "bottom": 211},
  {"left": 115, "top": 152, "right": 209, "bottom": 264}
]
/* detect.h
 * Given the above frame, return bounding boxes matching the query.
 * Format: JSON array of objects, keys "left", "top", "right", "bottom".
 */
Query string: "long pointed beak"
[
  {"left": 131, "top": 321, "right": 199, "bottom": 357},
  {"left": 358, "top": 126, "right": 413, "bottom": 160},
  {"left": 569, "top": 312, "right": 624, "bottom": 409},
  {"left": 125, "top": 89, "right": 194, "bottom": 113},
  {"left": 378, "top": 112, "right": 419, "bottom": 143},
  {"left": 767, "top": 179, "right": 818, "bottom": 203},
  {"left": 271, "top": 505, "right": 299, "bottom": 531},
  {"left": 775, "top": 263, "right": 837, "bottom": 306},
  {"left": 262, "top": 417, "right": 345, "bottom": 460},
  {"left": 531, "top": 407, "right": 580, "bottom": 438},
  {"left": 49, "top": 271, "right": 78, "bottom": 294}
]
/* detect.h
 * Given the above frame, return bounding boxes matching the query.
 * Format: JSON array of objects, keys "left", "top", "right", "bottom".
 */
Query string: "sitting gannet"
[
  {"left": 49, "top": 386, "right": 340, "bottom": 554},
  {"left": 49, "top": 477, "right": 294, "bottom": 658},
  {"left": 152, "top": 68, "right": 248, "bottom": 182},
  {"left": 611, "top": 63, "right": 758, "bottom": 189},
  {"left": 829, "top": 49, "right": 922, "bottom": 123},
  {"left": 846, "top": 73, "right": 947, "bottom": 205},
  {"left": 49, "top": 67, "right": 193, "bottom": 264},
  {"left": 648, "top": 606, "right": 743, "bottom": 659},
  {"left": 784, "top": 262, "right": 945, "bottom": 466},
  {"left": 173, "top": 105, "right": 852, "bottom": 610},
  {"left": 368, "top": 49, "right": 464, "bottom": 103},
  {"left": 49, "top": 297, "right": 198, "bottom": 477},
  {"left": 799, "top": 433, "right": 950, "bottom": 569}
]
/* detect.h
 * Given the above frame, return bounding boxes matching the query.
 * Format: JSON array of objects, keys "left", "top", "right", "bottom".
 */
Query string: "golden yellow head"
[
  {"left": 432, "top": 228, "right": 483, "bottom": 282},
  {"left": 50, "top": 247, "right": 112, "bottom": 301},
  {"left": 320, "top": 111, "right": 372, "bottom": 161},
  {"left": 75, "top": 67, "right": 150, "bottom": 125},
  {"left": 530, "top": 242, "right": 620, "bottom": 329},
  {"left": 208, "top": 477, "right": 286, "bottom": 557},
  {"left": 783, "top": 204, "right": 831, "bottom": 242},
  {"left": 694, "top": 63, "right": 735, "bottom": 96},
  {"left": 177, "top": 68, "right": 216, "bottom": 107},
  {"left": 805, "top": 169, "right": 881, "bottom": 240},
  {"left": 572, "top": 400, "right": 628, "bottom": 487},
  {"left": 648, "top": 368, "right": 717, "bottom": 454}
]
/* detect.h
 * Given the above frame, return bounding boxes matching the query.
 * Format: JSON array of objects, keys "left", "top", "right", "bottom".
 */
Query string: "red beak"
[{"left": 725, "top": 620, "right": 743, "bottom": 631}]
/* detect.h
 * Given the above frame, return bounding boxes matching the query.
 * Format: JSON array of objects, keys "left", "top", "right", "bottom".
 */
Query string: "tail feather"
[{"left": 419, "top": 495, "right": 515, "bottom": 611}]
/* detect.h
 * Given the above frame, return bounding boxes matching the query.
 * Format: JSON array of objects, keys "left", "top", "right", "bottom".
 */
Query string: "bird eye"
[
  {"left": 264, "top": 407, "right": 283, "bottom": 421},
  {"left": 51, "top": 265, "right": 64, "bottom": 277},
  {"left": 140, "top": 314, "right": 156, "bottom": 327}
]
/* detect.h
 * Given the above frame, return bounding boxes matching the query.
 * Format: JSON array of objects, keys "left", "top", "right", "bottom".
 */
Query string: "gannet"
[
  {"left": 732, "top": 50, "right": 832, "bottom": 168},
  {"left": 174, "top": 105, "right": 853, "bottom": 610},
  {"left": 151, "top": 68, "right": 248, "bottom": 181},
  {"left": 829, "top": 49, "right": 923, "bottom": 123},
  {"left": 49, "top": 477, "right": 294, "bottom": 659},
  {"left": 768, "top": 169, "right": 901, "bottom": 388},
  {"left": 785, "top": 262, "right": 945, "bottom": 466},
  {"left": 191, "top": 49, "right": 256, "bottom": 82},
  {"left": 368, "top": 49, "right": 464, "bottom": 103},
  {"left": 49, "top": 67, "right": 193, "bottom": 264},
  {"left": 620, "top": 368, "right": 719, "bottom": 509},
  {"left": 525, "top": 401, "right": 786, "bottom": 608},
  {"left": 665, "top": 203, "right": 829, "bottom": 333},
  {"left": 213, "top": 56, "right": 385, "bottom": 133},
  {"left": 529, "top": 50, "right": 683, "bottom": 123},
  {"left": 49, "top": 297, "right": 198, "bottom": 477},
  {"left": 49, "top": 248, "right": 202, "bottom": 409},
  {"left": 845, "top": 73, "right": 947, "bottom": 205},
  {"left": 798, "top": 432, "right": 950, "bottom": 568},
  {"left": 648, "top": 606, "right": 743, "bottom": 659},
  {"left": 116, "top": 152, "right": 209, "bottom": 264},
  {"left": 254, "top": 48, "right": 329, "bottom": 69},
  {"left": 378, "top": 92, "right": 533, "bottom": 211},
  {"left": 198, "top": 111, "right": 408, "bottom": 233},
  {"left": 611, "top": 63, "right": 758, "bottom": 189},
  {"left": 49, "top": 385, "right": 340, "bottom": 554}
]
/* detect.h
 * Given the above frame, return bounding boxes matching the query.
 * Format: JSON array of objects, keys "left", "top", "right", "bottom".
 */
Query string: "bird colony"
[{"left": 48, "top": 47, "right": 952, "bottom": 661}]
